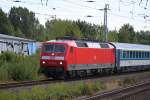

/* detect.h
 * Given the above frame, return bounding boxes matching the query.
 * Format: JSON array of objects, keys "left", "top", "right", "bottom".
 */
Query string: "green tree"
[
  {"left": 9, "top": 7, "right": 39, "bottom": 38},
  {"left": 14, "top": 28, "right": 24, "bottom": 37},
  {"left": 118, "top": 24, "right": 135, "bottom": 43},
  {"left": 34, "top": 24, "right": 45, "bottom": 41},
  {"left": 45, "top": 19, "right": 83, "bottom": 40},
  {"left": 135, "top": 31, "right": 150, "bottom": 44},
  {"left": 108, "top": 30, "right": 118, "bottom": 42},
  {"left": 0, "top": 8, "right": 14, "bottom": 35},
  {"left": 75, "top": 20, "right": 103, "bottom": 41}
]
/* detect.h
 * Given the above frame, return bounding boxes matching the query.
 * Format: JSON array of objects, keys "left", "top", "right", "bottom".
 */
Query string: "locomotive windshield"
[{"left": 43, "top": 44, "right": 65, "bottom": 53}]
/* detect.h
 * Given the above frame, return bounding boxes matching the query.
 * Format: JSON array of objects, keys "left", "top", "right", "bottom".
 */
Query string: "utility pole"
[
  {"left": 99, "top": 4, "right": 110, "bottom": 42},
  {"left": 86, "top": 1, "right": 110, "bottom": 42}
]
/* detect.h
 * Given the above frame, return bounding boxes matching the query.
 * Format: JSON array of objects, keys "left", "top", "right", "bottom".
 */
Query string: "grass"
[
  {"left": 0, "top": 91, "right": 16, "bottom": 100},
  {"left": 0, "top": 81, "right": 104, "bottom": 100},
  {"left": 105, "top": 80, "right": 120, "bottom": 90},
  {"left": 119, "top": 77, "right": 137, "bottom": 87},
  {"left": 0, "top": 76, "right": 148, "bottom": 100}
]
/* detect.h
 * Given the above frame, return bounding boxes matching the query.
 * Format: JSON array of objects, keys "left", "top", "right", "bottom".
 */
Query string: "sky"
[{"left": 0, "top": 0, "right": 150, "bottom": 31}]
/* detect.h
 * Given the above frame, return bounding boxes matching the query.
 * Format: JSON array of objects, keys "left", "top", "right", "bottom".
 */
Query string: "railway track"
[
  {"left": 0, "top": 71, "right": 150, "bottom": 90},
  {"left": 82, "top": 79, "right": 150, "bottom": 100},
  {"left": 0, "top": 79, "right": 61, "bottom": 90}
]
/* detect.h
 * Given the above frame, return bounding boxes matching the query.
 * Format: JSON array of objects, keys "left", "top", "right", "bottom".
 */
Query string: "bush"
[
  {"left": 0, "top": 66, "right": 9, "bottom": 81},
  {"left": 0, "top": 51, "right": 17, "bottom": 63},
  {"left": 0, "top": 51, "right": 40, "bottom": 81}
]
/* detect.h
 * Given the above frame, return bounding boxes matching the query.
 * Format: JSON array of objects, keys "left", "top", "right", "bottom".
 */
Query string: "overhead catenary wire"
[{"left": 1, "top": 0, "right": 150, "bottom": 30}]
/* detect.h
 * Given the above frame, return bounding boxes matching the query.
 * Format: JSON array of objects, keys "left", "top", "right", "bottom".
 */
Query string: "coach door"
[{"left": 116, "top": 49, "right": 120, "bottom": 68}]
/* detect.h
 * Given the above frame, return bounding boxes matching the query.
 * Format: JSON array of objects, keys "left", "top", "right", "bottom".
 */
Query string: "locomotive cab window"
[
  {"left": 43, "top": 44, "right": 54, "bottom": 52},
  {"left": 43, "top": 44, "right": 65, "bottom": 53}
]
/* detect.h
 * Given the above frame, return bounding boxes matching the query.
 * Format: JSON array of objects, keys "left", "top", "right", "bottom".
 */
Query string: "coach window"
[
  {"left": 136, "top": 51, "right": 138, "bottom": 58},
  {"left": 148, "top": 52, "right": 150, "bottom": 58},
  {"left": 123, "top": 51, "right": 126, "bottom": 58},
  {"left": 143, "top": 52, "right": 145, "bottom": 58},
  {"left": 126, "top": 51, "right": 130, "bottom": 58},
  {"left": 130, "top": 51, "right": 133, "bottom": 58},
  {"left": 143, "top": 51, "right": 146, "bottom": 58},
  {"left": 138, "top": 51, "right": 140, "bottom": 58},
  {"left": 141, "top": 52, "right": 143, "bottom": 58},
  {"left": 147, "top": 52, "right": 149, "bottom": 58},
  {"left": 136, "top": 51, "right": 139, "bottom": 58},
  {"left": 137, "top": 51, "right": 139, "bottom": 58},
  {"left": 146, "top": 52, "right": 148, "bottom": 58},
  {"left": 144, "top": 52, "right": 146, "bottom": 58},
  {"left": 139, "top": 51, "right": 141, "bottom": 58},
  {"left": 133, "top": 51, "right": 135, "bottom": 58}
]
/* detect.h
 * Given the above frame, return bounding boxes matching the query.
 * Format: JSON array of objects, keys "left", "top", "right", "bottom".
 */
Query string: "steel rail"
[
  {"left": 0, "top": 79, "right": 61, "bottom": 89},
  {"left": 81, "top": 80, "right": 150, "bottom": 100},
  {"left": 0, "top": 71, "right": 150, "bottom": 90}
]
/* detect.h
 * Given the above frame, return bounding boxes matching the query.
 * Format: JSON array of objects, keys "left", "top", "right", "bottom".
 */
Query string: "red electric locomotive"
[{"left": 40, "top": 39, "right": 115, "bottom": 78}]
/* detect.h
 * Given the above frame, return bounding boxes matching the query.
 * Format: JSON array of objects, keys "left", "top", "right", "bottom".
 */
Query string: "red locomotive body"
[{"left": 40, "top": 39, "right": 115, "bottom": 78}]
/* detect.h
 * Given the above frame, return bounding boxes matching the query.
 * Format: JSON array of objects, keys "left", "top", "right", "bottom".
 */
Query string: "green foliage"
[
  {"left": 136, "top": 31, "right": 150, "bottom": 44},
  {"left": 34, "top": 24, "right": 46, "bottom": 41},
  {"left": 0, "top": 91, "right": 16, "bottom": 100},
  {"left": 0, "top": 81, "right": 103, "bottom": 100},
  {"left": 17, "top": 90, "right": 32, "bottom": 100},
  {"left": 108, "top": 30, "right": 119, "bottom": 42},
  {"left": 14, "top": 27, "right": 25, "bottom": 37},
  {"left": 118, "top": 24, "right": 135, "bottom": 43},
  {"left": 47, "top": 83, "right": 71, "bottom": 99},
  {"left": 120, "top": 77, "right": 137, "bottom": 87},
  {"left": 0, "top": 8, "right": 14, "bottom": 35},
  {"left": 9, "top": 7, "right": 35, "bottom": 38},
  {"left": 0, "top": 51, "right": 17, "bottom": 62},
  {"left": 0, "top": 66, "right": 9, "bottom": 81},
  {"left": 31, "top": 86, "right": 48, "bottom": 100},
  {"left": 75, "top": 20, "right": 103, "bottom": 41},
  {"left": 45, "top": 19, "right": 83, "bottom": 40},
  {"left": 0, "top": 52, "right": 40, "bottom": 81},
  {"left": 1, "top": 7, "right": 150, "bottom": 44}
]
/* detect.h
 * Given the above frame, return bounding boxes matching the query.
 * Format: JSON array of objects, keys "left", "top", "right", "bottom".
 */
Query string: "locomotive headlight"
[
  {"left": 42, "top": 61, "right": 46, "bottom": 64},
  {"left": 60, "top": 61, "right": 63, "bottom": 65}
]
